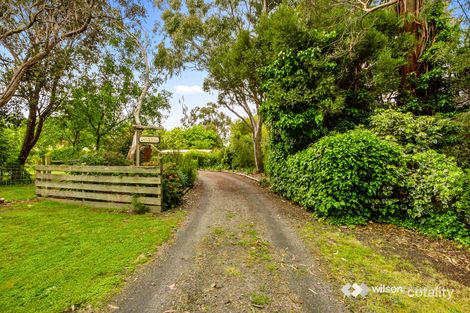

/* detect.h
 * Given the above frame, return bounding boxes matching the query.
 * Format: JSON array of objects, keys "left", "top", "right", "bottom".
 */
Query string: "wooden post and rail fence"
[{"left": 35, "top": 165, "right": 163, "bottom": 212}]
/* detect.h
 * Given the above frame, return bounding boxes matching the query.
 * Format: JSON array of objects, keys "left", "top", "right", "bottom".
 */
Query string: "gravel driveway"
[{"left": 112, "top": 171, "right": 347, "bottom": 313}]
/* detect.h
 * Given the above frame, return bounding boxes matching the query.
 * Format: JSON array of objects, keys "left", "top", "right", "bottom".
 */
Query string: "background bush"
[{"left": 66, "top": 151, "right": 131, "bottom": 166}]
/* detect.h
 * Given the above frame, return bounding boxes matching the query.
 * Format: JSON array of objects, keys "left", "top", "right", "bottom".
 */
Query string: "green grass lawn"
[
  {"left": 301, "top": 222, "right": 470, "bottom": 313},
  {"left": 0, "top": 185, "right": 36, "bottom": 201},
  {"left": 0, "top": 200, "right": 186, "bottom": 313}
]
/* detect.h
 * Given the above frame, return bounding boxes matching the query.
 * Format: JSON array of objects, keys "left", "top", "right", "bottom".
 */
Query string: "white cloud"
[{"left": 174, "top": 84, "right": 204, "bottom": 95}]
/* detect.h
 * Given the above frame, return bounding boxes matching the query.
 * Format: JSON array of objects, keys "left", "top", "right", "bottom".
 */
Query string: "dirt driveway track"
[{"left": 113, "top": 171, "right": 347, "bottom": 313}]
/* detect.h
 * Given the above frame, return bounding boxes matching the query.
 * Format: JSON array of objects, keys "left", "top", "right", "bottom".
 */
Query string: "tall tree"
[
  {"left": 123, "top": 26, "right": 169, "bottom": 161},
  {"left": 1, "top": 1, "right": 153, "bottom": 164},
  {"left": 353, "top": 0, "right": 462, "bottom": 113},
  {"left": 15, "top": 47, "right": 72, "bottom": 165},
  {"left": 181, "top": 102, "right": 231, "bottom": 141},
  {"left": 65, "top": 51, "right": 138, "bottom": 151},
  {"left": 156, "top": 0, "right": 280, "bottom": 172},
  {"left": 0, "top": 0, "right": 111, "bottom": 108}
]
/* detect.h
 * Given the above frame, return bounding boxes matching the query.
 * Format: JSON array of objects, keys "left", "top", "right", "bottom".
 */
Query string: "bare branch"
[
  {"left": 354, "top": 0, "right": 399, "bottom": 14},
  {"left": 0, "top": 6, "right": 45, "bottom": 41}
]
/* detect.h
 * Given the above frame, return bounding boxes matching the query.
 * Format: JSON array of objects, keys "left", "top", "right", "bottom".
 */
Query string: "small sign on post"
[
  {"left": 134, "top": 125, "right": 162, "bottom": 166},
  {"left": 139, "top": 136, "right": 160, "bottom": 144}
]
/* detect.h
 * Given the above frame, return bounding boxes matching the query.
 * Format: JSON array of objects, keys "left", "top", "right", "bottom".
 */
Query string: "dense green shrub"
[
  {"left": 178, "top": 156, "right": 198, "bottom": 187},
  {"left": 404, "top": 150, "right": 466, "bottom": 219},
  {"left": 162, "top": 163, "right": 185, "bottom": 210},
  {"left": 401, "top": 151, "right": 470, "bottom": 244},
  {"left": 271, "top": 130, "right": 405, "bottom": 224},
  {"left": 369, "top": 109, "right": 470, "bottom": 169},
  {"left": 369, "top": 109, "right": 453, "bottom": 153},
  {"left": 269, "top": 128, "right": 469, "bottom": 244},
  {"left": 417, "top": 212, "right": 469, "bottom": 246},
  {"left": 161, "top": 158, "right": 198, "bottom": 210},
  {"left": 455, "top": 169, "right": 470, "bottom": 225},
  {"left": 440, "top": 111, "right": 470, "bottom": 168}
]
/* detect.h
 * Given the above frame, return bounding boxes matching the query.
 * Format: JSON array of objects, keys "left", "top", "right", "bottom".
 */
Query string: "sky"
[
  {"left": 160, "top": 70, "right": 218, "bottom": 129},
  {"left": 142, "top": 1, "right": 219, "bottom": 130}
]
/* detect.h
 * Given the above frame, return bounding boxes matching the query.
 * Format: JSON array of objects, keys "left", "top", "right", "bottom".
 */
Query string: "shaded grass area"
[
  {"left": 301, "top": 221, "right": 470, "bottom": 313},
  {"left": 0, "top": 185, "right": 36, "bottom": 201},
  {"left": 0, "top": 200, "right": 186, "bottom": 313}
]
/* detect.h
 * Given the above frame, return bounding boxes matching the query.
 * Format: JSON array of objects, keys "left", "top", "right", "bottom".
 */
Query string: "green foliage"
[
  {"left": 367, "top": 109, "right": 470, "bottom": 243},
  {"left": 270, "top": 130, "right": 405, "bottom": 223},
  {"left": 181, "top": 102, "right": 231, "bottom": 141},
  {"left": 397, "top": 211, "right": 470, "bottom": 247},
  {"left": 0, "top": 125, "right": 10, "bottom": 166},
  {"left": 162, "top": 159, "right": 198, "bottom": 210},
  {"left": 161, "top": 128, "right": 187, "bottom": 149},
  {"left": 440, "top": 111, "right": 470, "bottom": 168},
  {"left": 0, "top": 166, "right": 33, "bottom": 186},
  {"left": 0, "top": 123, "right": 10, "bottom": 166},
  {"left": 160, "top": 125, "right": 222, "bottom": 150},
  {"left": 131, "top": 195, "right": 149, "bottom": 214},
  {"left": 404, "top": 150, "right": 467, "bottom": 221},
  {"left": 0, "top": 124, "right": 19, "bottom": 166},
  {"left": 228, "top": 121, "right": 255, "bottom": 169},
  {"left": 418, "top": 212, "right": 469, "bottom": 246},
  {"left": 162, "top": 163, "right": 185, "bottom": 210},
  {"left": 455, "top": 169, "right": 470, "bottom": 225},
  {"left": 184, "top": 125, "right": 222, "bottom": 149},
  {"left": 369, "top": 109, "right": 453, "bottom": 153},
  {"left": 183, "top": 150, "right": 222, "bottom": 168},
  {"left": 269, "top": 129, "right": 470, "bottom": 244},
  {"left": 261, "top": 44, "right": 345, "bottom": 155},
  {"left": 68, "top": 151, "right": 131, "bottom": 166},
  {"left": 178, "top": 156, "right": 198, "bottom": 187},
  {"left": 398, "top": 0, "right": 462, "bottom": 114},
  {"left": 49, "top": 146, "right": 79, "bottom": 162}
]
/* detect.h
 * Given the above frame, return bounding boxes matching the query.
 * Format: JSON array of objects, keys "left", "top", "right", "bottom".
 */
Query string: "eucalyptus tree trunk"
[
  {"left": 125, "top": 29, "right": 152, "bottom": 162},
  {"left": 397, "top": 0, "right": 425, "bottom": 77},
  {"left": 358, "top": 0, "right": 431, "bottom": 104},
  {"left": 253, "top": 120, "right": 264, "bottom": 173}
]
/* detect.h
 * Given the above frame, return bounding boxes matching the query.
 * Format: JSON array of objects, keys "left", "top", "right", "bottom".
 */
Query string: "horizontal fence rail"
[{"left": 35, "top": 165, "right": 162, "bottom": 212}]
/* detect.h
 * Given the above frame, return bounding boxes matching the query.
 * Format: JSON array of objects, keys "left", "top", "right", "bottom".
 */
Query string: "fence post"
[
  {"left": 136, "top": 129, "right": 142, "bottom": 166},
  {"left": 160, "top": 154, "right": 163, "bottom": 210}
]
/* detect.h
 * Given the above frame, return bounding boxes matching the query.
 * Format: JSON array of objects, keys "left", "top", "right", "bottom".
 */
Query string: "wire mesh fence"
[{"left": 0, "top": 165, "right": 35, "bottom": 186}]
